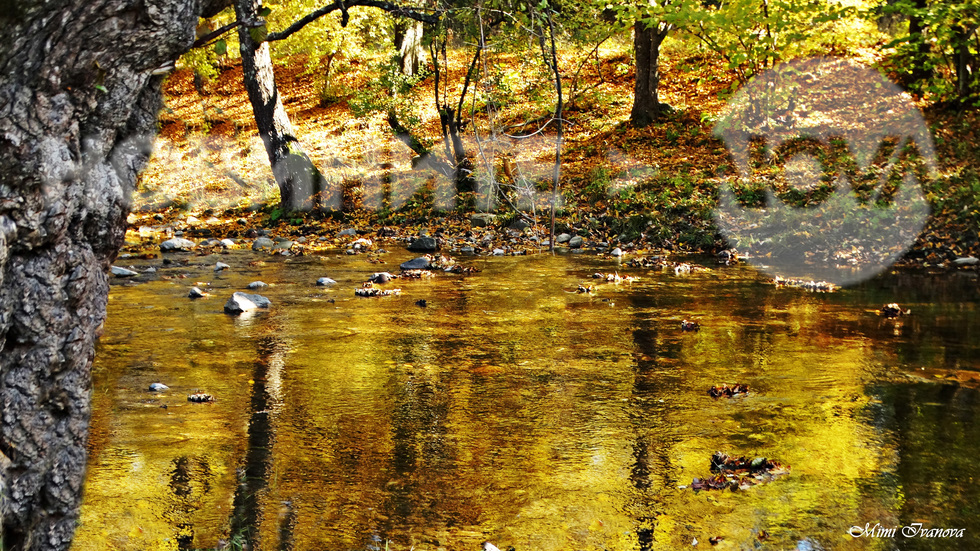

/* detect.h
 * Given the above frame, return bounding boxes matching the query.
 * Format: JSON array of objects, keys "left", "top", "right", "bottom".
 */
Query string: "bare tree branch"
[{"left": 266, "top": 0, "right": 442, "bottom": 42}]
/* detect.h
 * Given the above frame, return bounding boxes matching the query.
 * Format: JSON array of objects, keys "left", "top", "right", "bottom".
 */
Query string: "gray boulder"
[
  {"left": 470, "top": 213, "right": 497, "bottom": 227},
  {"left": 569, "top": 236, "right": 584, "bottom": 249},
  {"left": 252, "top": 237, "right": 275, "bottom": 250},
  {"left": 220, "top": 238, "right": 236, "bottom": 248},
  {"left": 316, "top": 277, "right": 337, "bottom": 286},
  {"left": 556, "top": 233, "right": 572, "bottom": 244},
  {"left": 246, "top": 281, "right": 268, "bottom": 290},
  {"left": 400, "top": 257, "right": 431, "bottom": 270},
  {"left": 610, "top": 247, "right": 624, "bottom": 257},
  {"left": 338, "top": 228, "right": 358, "bottom": 236},
  {"left": 160, "top": 237, "right": 197, "bottom": 252},
  {"left": 407, "top": 236, "right": 438, "bottom": 252},
  {"left": 272, "top": 240, "right": 294, "bottom": 250},
  {"left": 215, "top": 261, "right": 230, "bottom": 272},
  {"left": 224, "top": 292, "right": 271, "bottom": 314},
  {"left": 509, "top": 218, "right": 530, "bottom": 231}
]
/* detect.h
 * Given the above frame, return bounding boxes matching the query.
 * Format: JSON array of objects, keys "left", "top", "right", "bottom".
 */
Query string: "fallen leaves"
[
  {"left": 187, "top": 393, "right": 215, "bottom": 403},
  {"left": 772, "top": 276, "right": 837, "bottom": 292},
  {"left": 686, "top": 451, "right": 790, "bottom": 492},
  {"left": 708, "top": 383, "right": 748, "bottom": 398}
]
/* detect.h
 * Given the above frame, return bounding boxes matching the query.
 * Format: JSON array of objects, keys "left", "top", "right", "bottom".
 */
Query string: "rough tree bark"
[
  {"left": 630, "top": 19, "right": 671, "bottom": 128},
  {"left": 0, "top": 0, "right": 227, "bottom": 549}
]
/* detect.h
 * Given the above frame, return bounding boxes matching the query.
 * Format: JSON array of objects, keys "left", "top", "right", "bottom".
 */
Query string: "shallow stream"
[{"left": 72, "top": 248, "right": 980, "bottom": 551}]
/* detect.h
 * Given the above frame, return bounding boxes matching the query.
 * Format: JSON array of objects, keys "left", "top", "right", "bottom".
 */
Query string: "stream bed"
[{"left": 71, "top": 248, "right": 980, "bottom": 551}]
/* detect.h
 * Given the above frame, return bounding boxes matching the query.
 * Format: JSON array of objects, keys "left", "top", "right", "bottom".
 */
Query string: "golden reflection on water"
[{"left": 73, "top": 251, "right": 980, "bottom": 551}]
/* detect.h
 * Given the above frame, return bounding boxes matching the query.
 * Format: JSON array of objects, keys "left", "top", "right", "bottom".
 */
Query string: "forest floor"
[{"left": 129, "top": 41, "right": 980, "bottom": 273}]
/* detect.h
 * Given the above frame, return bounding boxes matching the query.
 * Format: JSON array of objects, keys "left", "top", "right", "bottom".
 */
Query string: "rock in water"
[
  {"left": 568, "top": 236, "right": 584, "bottom": 248},
  {"left": 149, "top": 383, "right": 170, "bottom": 392},
  {"left": 408, "top": 236, "right": 438, "bottom": 252},
  {"left": 160, "top": 238, "right": 197, "bottom": 252},
  {"left": 220, "top": 238, "right": 236, "bottom": 248},
  {"left": 188, "top": 287, "right": 208, "bottom": 299},
  {"left": 214, "top": 261, "right": 230, "bottom": 272},
  {"left": 400, "top": 257, "right": 432, "bottom": 270},
  {"left": 247, "top": 281, "right": 268, "bottom": 289},
  {"left": 316, "top": 277, "right": 337, "bottom": 286},
  {"left": 954, "top": 256, "right": 979, "bottom": 266},
  {"left": 224, "top": 292, "right": 271, "bottom": 314},
  {"left": 110, "top": 266, "right": 139, "bottom": 277},
  {"left": 252, "top": 237, "right": 275, "bottom": 250},
  {"left": 367, "top": 272, "right": 397, "bottom": 284},
  {"left": 610, "top": 247, "right": 623, "bottom": 257}
]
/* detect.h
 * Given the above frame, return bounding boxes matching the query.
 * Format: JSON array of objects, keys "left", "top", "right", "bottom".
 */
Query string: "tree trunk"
[
  {"left": 236, "top": 0, "right": 328, "bottom": 211},
  {"left": 394, "top": 20, "right": 425, "bottom": 76},
  {"left": 0, "top": 0, "right": 227, "bottom": 549},
  {"left": 954, "top": 24, "right": 975, "bottom": 100},
  {"left": 630, "top": 19, "right": 670, "bottom": 128},
  {"left": 903, "top": 0, "right": 932, "bottom": 88}
]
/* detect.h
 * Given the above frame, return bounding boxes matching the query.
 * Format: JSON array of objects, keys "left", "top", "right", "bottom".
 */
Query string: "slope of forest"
[{"left": 132, "top": 41, "right": 980, "bottom": 267}]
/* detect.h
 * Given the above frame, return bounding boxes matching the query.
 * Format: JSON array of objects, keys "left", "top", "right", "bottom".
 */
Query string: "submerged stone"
[{"left": 400, "top": 257, "right": 431, "bottom": 270}]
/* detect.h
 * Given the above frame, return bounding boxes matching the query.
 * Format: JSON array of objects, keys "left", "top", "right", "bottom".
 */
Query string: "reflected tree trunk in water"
[
  {"left": 229, "top": 333, "right": 290, "bottom": 549},
  {"left": 379, "top": 365, "right": 452, "bottom": 539},
  {"left": 628, "top": 321, "right": 681, "bottom": 551},
  {"left": 168, "top": 456, "right": 218, "bottom": 549}
]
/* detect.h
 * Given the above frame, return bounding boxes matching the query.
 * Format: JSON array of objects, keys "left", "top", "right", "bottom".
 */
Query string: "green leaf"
[
  {"left": 258, "top": 6, "right": 272, "bottom": 17},
  {"left": 249, "top": 25, "right": 268, "bottom": 43},
  {"left": 95, "top": 84, "right": 108, "bottom": 93},
  {"left": 213, "top": 39, "right": 227, "bottom": 56}
]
